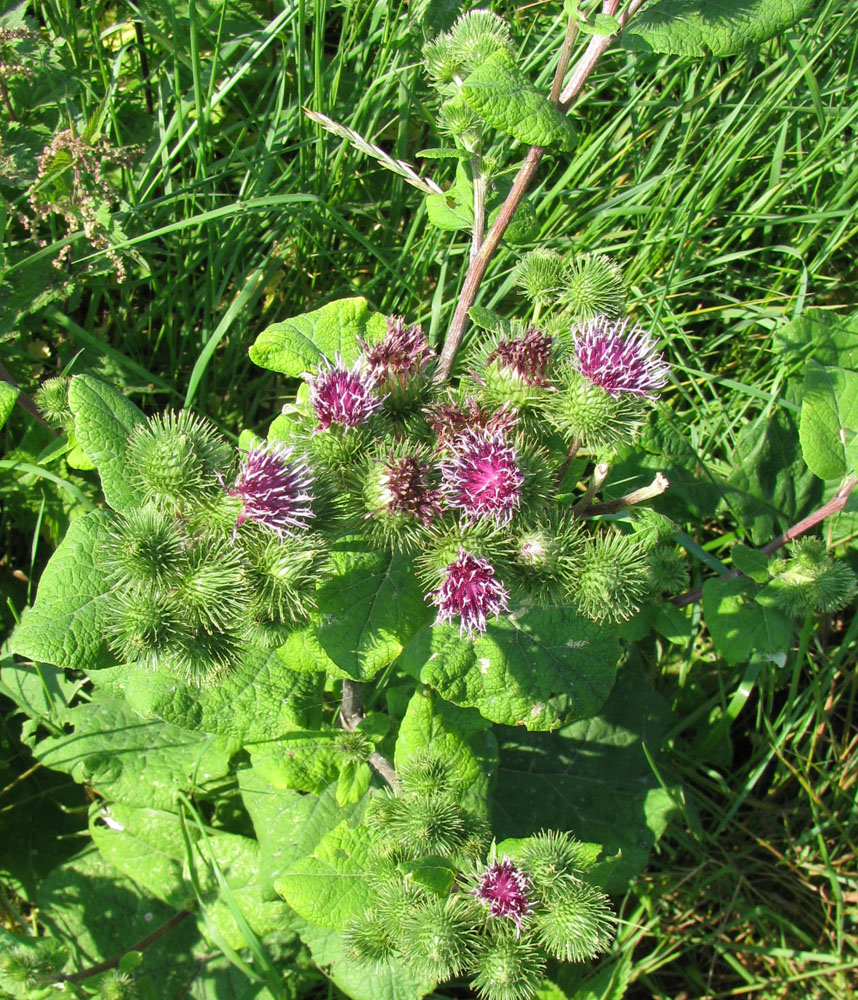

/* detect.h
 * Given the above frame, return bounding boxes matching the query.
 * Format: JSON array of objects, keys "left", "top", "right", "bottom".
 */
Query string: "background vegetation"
[{"left": 2, "top": 0, "right": 857, "bottom": 996}]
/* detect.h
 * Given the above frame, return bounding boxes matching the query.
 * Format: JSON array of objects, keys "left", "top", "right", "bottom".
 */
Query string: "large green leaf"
[
  {"left": 623, "top": 0, "right": 816, "bottom": 56},
  {"left": 239, "top": 774, "right": 366, "bottom": 900},
  {"left": 90, "top": 802, "right": 195, "bottom": 910},
  {"left": 32, "top": 692, "right": 231, "bottom": 810},
  {"left": 799, "top": 363, "right": 858, "bottom": 481},
  {"left": 461, "top": 50, "right": 575, "bottom": 151},
  {"left": 398, "top": 604, "right": 620, "bottom": 730},
  {"left": 113, "top": 646, "right": 325, "bottom": 743},
  {"left": 702, "top": 576, "right": 792, "bottom": 665},
  {"left": 773, "top": 308, "right": 858, "bottom": 370},
  {"left": 275, "top": 820, "right": 373, "bottom": 930},
  {"left": 10, "top": 510, "right": 116, "bottom": 672},
  {"left": 249, "top": 297, "right": 387, "bottom": 377},
  {"left": 280, "top": 542, "right": 433, "bottom": 681},
  {"left": 0, "top": 380, "right": 19, "bottom": 430},
  {"left": 725, "top": 382, "right": 822, "bottom": 545},
  {"left": 37, "top": 846, "right": 201, "bottom": 989},
  {"left": 68, "top": 374, "right": 146, "bottom": 511},
  {"left": 492, "top": 659, "right": 678, "bottom": 892}
]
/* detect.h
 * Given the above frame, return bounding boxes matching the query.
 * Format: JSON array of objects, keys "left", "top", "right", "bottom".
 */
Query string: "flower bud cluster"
[{"left": 349, "top": 799, "right": 616, "bottom": 1000}]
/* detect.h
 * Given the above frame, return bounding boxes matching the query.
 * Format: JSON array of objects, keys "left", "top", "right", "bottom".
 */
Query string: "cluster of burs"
[{"left": 347, "top": 749, "right": 615, "bottom": 999}]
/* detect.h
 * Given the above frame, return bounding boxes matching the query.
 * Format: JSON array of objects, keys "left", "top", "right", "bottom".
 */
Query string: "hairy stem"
[
  {"left": 339, "top": 678, "right": 364, "bottom": 730},
  {"left": 471, "top": 157, "right": 486, "bottom": 261},
  {"left": 674, "top": 474, "right": 858, "bottom": 608},
  {"left": 60, "top": 910, "right": 193, "bottom": 984},
  {"left": 573, "top": 461, "right": 610, "bottom": 513}
]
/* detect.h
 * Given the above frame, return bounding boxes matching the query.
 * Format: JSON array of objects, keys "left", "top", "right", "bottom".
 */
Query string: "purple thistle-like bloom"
[
  {"left": 430, "top": 549, "right": 510, "bottom": 637},
  {"left": 361, "top": 316, "right": 436, "bottom": 387},
  {"left": 472, "top": 857, "right": 536, "bottom": 933},
  {"left": 305, "top": 356, "right": 385, "bottom": 431},
  {"left": 441, "top": 428, "right": 524, "bottom": 524},
  {"left": 572, "top": 318, "right": 669, "bottom": 398},
  {"left": 486, "top": 327, "right": 553, "bottom": 386},
  {"left": 228, "top": 442, "right": 314, "bottom": 537},
  {"left": 425, "top": 398, "right": 518, "bottom": 451},
  {"left": 378, "top": 453, "right": 442, "bottom": 525}
]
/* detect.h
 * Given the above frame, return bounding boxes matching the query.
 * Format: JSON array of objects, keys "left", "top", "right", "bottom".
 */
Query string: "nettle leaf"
[
  {"left": 249, "top": 296, "right": 387, "bottom": 377},
  {"left": 799, "top": 363, "right": 858, "bottom": 481},
  {"left": 296, "top": 918, "right": 434, "bottom": 1000},
  {"left": 68, "top": 374, "right": 146, "bottom": 511},
  {"left": 281, "top": 542, "right": 433, "bottom": 681},
  {"left": 774, "top": 308, "right": 858, "bottom": 370},
  {"left": 276, "top": 820, "right": 373, "bottom": 930},
  {"left": 702, "top": 576, "right": 793, "bottom": 665},
  {"left": 10, "top": 509, "right": 116, "bottom": 672},
  {"left": 114, "top": 646, "right": 325, "bottom": 742},
  {"left": 37, "top": 847, "right": 201, "bottom": 988},
  {"left": 462, "top": 50, "right": 576, "bottom": 152},
  {"left": 395, "top": 686, "right": 497, "bottom": 814},
  {"left": 398, "top": 605, "right": 620, "bottom": 730},
  {"left": 32, "top": 693, "right": 231, "bottom": 810},
  {"left": 239, "top": 773, "right": 366, "bottom": 900},
  {"left": 90, "top": 802, "right": 194, "bottom": 910},
  {"left": 622, "top": 0, "right": 816, "bottom": 56},
  {"left": 0, "top": 380, "right": 19, "bottom": 430},
  {"left": 493, "top": 658, "right": 679, "bottom": 892}
]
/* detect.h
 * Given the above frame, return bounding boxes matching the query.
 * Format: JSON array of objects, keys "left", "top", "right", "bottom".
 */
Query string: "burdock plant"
[{"left": 10, "top": 3, "right": 837, "bottom": 999}]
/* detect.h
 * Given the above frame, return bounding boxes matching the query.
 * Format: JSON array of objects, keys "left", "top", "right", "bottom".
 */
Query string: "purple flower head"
[
  {"left": 486, "top": 327, "right": 553, "bottom": 386},
  {"left": 305, "top": 355, "right": 385, "bottom": 431},
  {"left": 430, "top": 549, "right": 510, "bottom": 637},
  {"left": 361, "top": 316, "right": 436, "bottom": 387},
  {"left": 572, "top": 318, "right": 669, "bottom": 399},
  {"left": 472, "top": 856, "right": 535, "bottom": 933},
  {"left": 378, "top": 453, "right": 441, "bottom": 525},
  {"left": 441, "top": 428, "right": 524, "bottom": 524},
  {"left": 425, "top": 398, "right": 518, "bottom": 451},
  {"left": 228, "top": 441, "right": 314, "bottom": 537}
]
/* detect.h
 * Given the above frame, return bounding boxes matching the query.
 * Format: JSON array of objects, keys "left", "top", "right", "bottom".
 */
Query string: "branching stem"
[
  {"left": 674, "top": 474, "right": 858, "bottom": 608},
  {"left": 582, "top": 472, "right": 669, "bottom": 516},
  {"left": 339, "top": 679, "right": 399, "bottom": 791},
  {"left": 59, "top": 910, "right": 193, "bottom": 984}
]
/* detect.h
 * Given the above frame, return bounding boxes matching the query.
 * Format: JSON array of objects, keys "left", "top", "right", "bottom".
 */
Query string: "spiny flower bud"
[
  {"left": 545, "top": 367, "right": 648, "bottom": 452},
  {"left": 486, "top": 329, "right": 552, "bottom": 387},
  {"left": 345, "top": 910, "right": 397, "bottom": 967},
  {"left": 470, "top": 926, "right": 546, "bottom": 1000},
  {"left": 126, "top": 410, "right": 230, "bottom": 508},
  {"left": 512, "top": 249, "right": 566, "bottom": 307},
  {"left": 240, "top": 531, "right": 323, "bottom": 629},
  {"left": 560, "top": 253, "right": 625, "bottom": 321},
  {"left": 646, "top": 544, "right": 689, "bottom": 596},
  {"left": 227, "top": 441, "right": 314, "bottom": 538},
  {"left": 517, "top": 830, "right": 594, "bottom": 901},
  {"left": 35, "top": 376, "right": 72, "bottom": 426},
  {"left": 0, "top": 942, "right": 65, "bottom": 990},
  {"left": 305, "top": 355, "right": 384, "bottom": 431},
  {"left": 533, "top": 879, "right": 615, "bottom": 962},
  {"left": 437, "top": 95, "right": 481, "bottom": 137},
  {"left": 429, "top": 548, "right": 510, "bottom": 637},
  {"left": 764, "top": 538, "right": 857, "bottom": 617},
  {"left": 448, "top": 10, "right": 514, "bottom": 75},
  {"left": 441, "top": 429, "right": 524, "bottom": 525},
  {"left": 96, "top": 968, "right": 138, "bottom": 1000},
  {"left": 398, "top": 749, "right": 457, "bottom": 798},
  {"left": 400, "top": 896, "right": 478, "bottom": 980},
  {"left": 470, "top": 857, "right": 536, "bottom": 933},
  {"left": 172, "top": 541, "right": 247, "bottom": 631},
  {"left": 104, "top": 504, "right": 184, "bottom": 592},
  {"left": 570, "top": 532, "right": 649, "bottom": 623},
  {"left": 105, "top": 590, "right": 182, "bottom": 668},
  {"left": 508, "top": 514, "right": 582, "bottom": 604},
  {"left": 390, "top": 794, "right": 468, "bottom": 856},
  {"left": 572, "top": 317, "right": 669, "bottom": 399}
]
